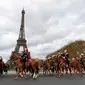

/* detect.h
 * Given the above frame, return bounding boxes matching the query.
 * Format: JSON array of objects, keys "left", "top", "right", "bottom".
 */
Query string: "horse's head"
[
  {"left": 10, "top": 51, "right": 15, "bottom": 60},
  {"left": 10, "top": 51, "right": 21, "bottom": 61}
]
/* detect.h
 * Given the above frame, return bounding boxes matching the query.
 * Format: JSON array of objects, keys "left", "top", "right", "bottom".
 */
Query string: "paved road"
[{"left": 0, "top": 71, "right": 85, "bottom": 85}]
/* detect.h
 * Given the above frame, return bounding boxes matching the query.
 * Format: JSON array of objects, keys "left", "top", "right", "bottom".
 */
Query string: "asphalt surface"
[{"left": 0, "top": 71, "right": 85, "bottom": 85}]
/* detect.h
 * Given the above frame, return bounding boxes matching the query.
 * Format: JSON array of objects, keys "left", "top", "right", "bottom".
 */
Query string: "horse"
[
  {"left": 3, "top": 63, "right": 9, "bottom": 74},
  {"left": 25, "top": 58, "right": 40, "bottom": 79},
  {"left": 10, "top": 52, "right": 40, "bottom": 79},
  {"left": 10, "top": 52, "right": 26, "bottom": 79},
  {"left": 58, "top": 57, "right": 67, "bottom": 76},
  {"left": 42, "top": 59, "right": 51, "bottom": 75},
  {"left": 49, "top": 59, "right": 56, "bottom": 75},
  {"left": 54, "top": 56, "right": 70, "bottom": 77},
  {"left": 70, "top": 57, "right": 83, "bottom": 76},
  {"left": 0, "top": 59, "right": 9, "bottom": 76},
  {"left": 54, "top": 56, "right": 61, "bottom": 76}
]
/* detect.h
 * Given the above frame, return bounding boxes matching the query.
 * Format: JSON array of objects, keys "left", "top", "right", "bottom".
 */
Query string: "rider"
[
  {"left": 79, "top": 53, "right": 85, "bottom": 70},
  {"left": 21, "top": 48, "right": 31, "bottom": 70},
  {"left": 22, "top": 50, "right": 28, "bottom": 70},
  {"left": 61, "top": 49, "right": 70, "bottom": 68}
]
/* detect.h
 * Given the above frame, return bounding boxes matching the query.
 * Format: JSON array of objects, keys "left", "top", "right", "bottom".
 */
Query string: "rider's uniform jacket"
[
  {"left": 22, "top": 52, "right": 28, "bottom": 62},
  {"left": 61, "top": 52, "right": 69, "bottom": 60},
  {"left": 79, "top": 55, "right": 84, "bottom": 64}
]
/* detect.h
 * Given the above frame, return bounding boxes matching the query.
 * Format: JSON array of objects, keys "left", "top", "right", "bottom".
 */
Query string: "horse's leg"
[
  {"left": 55, "top": 66, "right": 57, "bottom": 76},
  {"left": 73, "top": 67, "right": 76, "bottom": 76},
  {"left": 29, "top": 67, "right": 34, "bottom": 77},
  {"left": 63, "top": 67, "right": 66, "bottom": 76},
  {"left": 22, "top": 67, "right": 28, "bottom": 79},
  {"left": 43, "top": 68, "right": 45, "bottom": 75},
  {"left": 56, "top": 64, "right": 60, "bottom": 76},
  {"left": 36, "top": 61, "right": 40, "bottom": 77},
  {"left": 71, "top": 67, "right": 74, "bottom": 75},
  {"left": 47, "top": 67, "right": 51, "bottom": 75},
  {"left": 33, "top": 64, "right": 40, "bottom": 79},
  {"left": 19, "top": 66, "right": 24, "bottom": 78},
  {"left": 78, "top": 66, "right": 83, "bottom": 77},
  {"left": 68, "top": 66, "right": 72, "bottom": 75},
  {"left": 15, "top": 67, "right": 17, "bottom": 73},
  {"left": 57, "top": 65, "right": 60, "bottom": 76},
  {"left": 15, "top": 67, "right": 20, "bottom": 80},
  {"left": 44, "top": 66, "right": 47, "bottom": 75},
  {"left": 35, "top": 66, "right": 39, "bottom": 78},
  {"left": 65, "top": 65, "right": 68, "bottom": 74},
  {"left": 58, "top": 66, "right": 62, "bottom": 77},
  {"left": 21, "top": 62, "right": 25, "bottom": 75},
  {"left": 33, "top": 67, "right": 36, "bottom": 79},
  {"left": 1, "top": 69, "right": 3, "bottom": 75},
  {"left": 45, "top": 65, "right": 47, "bottom": 75}
]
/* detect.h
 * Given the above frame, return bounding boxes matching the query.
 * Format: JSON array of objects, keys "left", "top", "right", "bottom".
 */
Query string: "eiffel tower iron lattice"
[{"left": 14, "top": 9, "right": 29, "bottom": 56}]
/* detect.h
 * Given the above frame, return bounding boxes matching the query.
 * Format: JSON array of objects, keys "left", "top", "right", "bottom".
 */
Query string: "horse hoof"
[
  {"left": 80, "top": 75, "right": 83, "bottom": 77},
  {"left": 58, "top": 75, "right": 61, "bottom": 78},
  {"left": 25, "top": 77, "right": 28, "bottom": 80},
  {"left": 29, "top": 75, "right": 32, "bottom": 78},
  {"left": 15, "top": 77, "right": 18, "bottom": 80},
  {"left": 33, "top": 78, "right": 37, "bottom": 80},
  {"left": 67, "top": 75, "right": 70, "bottom": 78}
]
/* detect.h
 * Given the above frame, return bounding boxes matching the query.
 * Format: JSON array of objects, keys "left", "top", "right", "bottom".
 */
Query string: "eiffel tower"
[{"left": 14, "top": 9, "right": 29, "bottom": 56}]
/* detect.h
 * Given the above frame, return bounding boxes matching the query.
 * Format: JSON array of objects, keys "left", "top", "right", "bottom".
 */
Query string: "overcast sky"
[{"left": 0, "top": 0, "right": 85, "bottom": 62}]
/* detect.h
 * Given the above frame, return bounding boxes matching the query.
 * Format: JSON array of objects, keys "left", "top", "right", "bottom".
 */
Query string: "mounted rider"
[
  {"left": 61, "top": 49, "right": 70, "bottom": 68},
  {"left": 79, "top": 53, "right": 85, "bottom": 70},
  {"left": 21, "top": 47, "right": 31, "bottom": 70}
]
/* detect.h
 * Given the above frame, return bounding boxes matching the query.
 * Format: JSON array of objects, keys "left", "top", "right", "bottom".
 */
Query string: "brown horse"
[
  {"left": 58, "top": 57, "right": 67, "bottom": 76},
  {"left": 2, "top": 62, "right": 9, "bottom": 74},
  {"left": 26, "top": 58, "right": 40, "bottom": 78},
  {"left": 10, "top": 52, "right": 25, "bottom": 79},
  {"left": 42, "top": 59, "right": 51, "bottom": 75},
  {"left": 0, "top": 60, "right": 4, "bottom": 75},
  {"left": 54, "top": 56, "right": 69, "bottom": 77},
  {"left": 0, "top": 59, "right": 9, "bottom": 76},
  {"left": 70, "top": 58, "right": 83, "bottom": 76},
  {"left": 10, "top": 52, "right": 40, "bottom": 79},
  {"left": 54, "top": 57, "right": 61, "bottom": 76}
]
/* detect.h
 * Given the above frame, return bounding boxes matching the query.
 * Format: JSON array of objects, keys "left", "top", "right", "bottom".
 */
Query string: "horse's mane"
[{"left": 13, "top": 53, "right": 21, "bottom": 59}]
